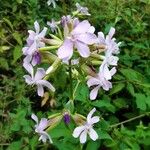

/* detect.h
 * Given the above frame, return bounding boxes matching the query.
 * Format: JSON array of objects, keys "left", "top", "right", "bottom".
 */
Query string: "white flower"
[
  {"left": 75, "top": 3, "right": 90, "bottom": 16},
  {"left": 23, "top": 63, "right": 55, "bottom": 97},
  {"left": 31, "top": 114, "right": 53, "bottom": 143},
  {"left": 98, "top": 27, "right": 121, "bottom": 80},
  {"left": 47, "top": 0, "right": 58, "bottom": 8},
  {"left": 22, "top": 21, "right": 47, "bottom": 56},
  {"left": 72, "top": 108, "right": 99, "bottom": 144},
  {"left": 47, "top": 19, "right": 58, "bottom": 33},
  {"left": 87, "top": 67, "right": 116, "bottom": 100}
]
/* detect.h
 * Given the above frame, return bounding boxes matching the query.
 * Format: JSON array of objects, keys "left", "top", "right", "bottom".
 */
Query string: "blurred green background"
[{"left": 0, "top": 0, "right": 150, "bottom": 150}]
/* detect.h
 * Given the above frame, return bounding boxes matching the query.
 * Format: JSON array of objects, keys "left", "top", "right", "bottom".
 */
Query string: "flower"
[
  {"left": 57, "top": 20, "right": 97, "bottom": 61},
  {"left": 23, "top": 63, "right": 55, "bottom": 97},
  {"left": 23, "top": 21, "right": 47, "bottom": 56},
  {"left": 87, "top": 67, "right": 116, "bottom": 100},
  {"left": 47, "top": 0, "right": 58, "bottom": 8},
  {"left": 22, "top": 21, "right": 47, "bottom": 66},
  {"left": 75, "top": 3, "right": 90, "bottom": 16},
  {"left": 31, "top": 114, "right": 53, "bottom": 143},
  {"left": 98, "top": 27, "right": 121, "bottom": 80},
  {"left": 72, "top": 108, "right": 99, "bottom": 144},
  {"left": 47, "top": 19, "right": 58, "bottom": 33}
]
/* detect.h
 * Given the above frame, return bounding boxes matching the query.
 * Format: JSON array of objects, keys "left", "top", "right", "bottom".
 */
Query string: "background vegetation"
[{"left": 0, "top": 0, "right": 150, "bottom": 149}]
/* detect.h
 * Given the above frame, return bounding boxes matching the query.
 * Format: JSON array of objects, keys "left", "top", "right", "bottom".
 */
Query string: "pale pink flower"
[
  {"left": 31, "top": 114, "right": 53, "bottom": 143},
  {"left": 57, "top": 20, "right": 97, "bottom": 61},
  {"left": 72, "top": 108, "right": 99, "bottom": 144},
  {"left": 87, "top": 67, "right": 116, "bottom": 100}
]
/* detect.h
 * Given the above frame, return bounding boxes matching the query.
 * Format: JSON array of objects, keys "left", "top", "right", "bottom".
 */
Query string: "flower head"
[
  {"left": 97, "top": 27, "right": 121, "bottom": 80},
  {"left": 72, "top": 108, "right": 99, "bottom": 144},
  {"left": 47, "top": 19, "right": 58, "bottom": 33},
  {"left": 87, "top": 67, "right": 116, "bottom": 100},
  {"left": 31, "top": 114, "right": 53, "bottom": 143},
  {"left": 76, "top": 3, "right": 90, "bottom": 16},
  {"left": 23, "top": 64, "right": 55, "bottom": 97},
  {"left": 57, "top": 20, "right": 97, "bottom": 61}
]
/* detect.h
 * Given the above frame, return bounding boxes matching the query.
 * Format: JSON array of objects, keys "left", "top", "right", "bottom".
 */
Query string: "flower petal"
[
  {"left": 80, "top": 130, "right": 87, "bottom": 144},
  {"left": 23, "top": 75, "right": 33, "bottom": 85},
  {"left": 37, "top": 84, "right": 44, "bottom": 97},
  {"left": 72, "top": 20, "right": 91, "bottom": 34},
  {"left": 34, "top": 68, "right": 45, "bottom": 81},
  {"left": 87, "top": 77, "right": 100, "bottom": 87},
  {"left": 57, "top": 39, "right": 73, "bottom": 61},
  {"left": 38, "top": 118, "right": 48, "bottom": 131},
  {"left": 90, "top": 116, "right": 100, "bottom": 124},
  {"left": 31, "top": 114, "right": 38, "bottom": 124},
  {"left": 72, "top": 126, "right": 85, "bottom": 138},
  {"left": 34, "top": 21, "right": 40, "bottom": 33},
  {"left": 75, "top": 41, "right": 90, "bottom": 58},
  {"left": 88, "top": 128, "right": 98, "bottom": 141},
  {"left": 87, "top": 108, "right": 96, "bottom": 123},
  {"left": 77, "top": 33, "right": 97, "bottom": 45},
  {"left": 108, "top": 27, "right": 115, "bottom": 39},
  {"left": 37, "top": 80, "right": 55, "bottom": 92},
  {"left": 90, "top": 85, "right": 100, "bottom": 100}
]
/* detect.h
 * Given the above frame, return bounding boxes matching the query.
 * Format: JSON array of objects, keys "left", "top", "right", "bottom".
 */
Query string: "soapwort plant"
[{"left": 22, "top": 3, "right": 121, "bottom": 145}]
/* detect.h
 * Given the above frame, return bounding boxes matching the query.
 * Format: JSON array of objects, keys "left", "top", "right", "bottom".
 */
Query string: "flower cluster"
[{"left": 22, "top": 2, "right": 121, "bottom": 145}]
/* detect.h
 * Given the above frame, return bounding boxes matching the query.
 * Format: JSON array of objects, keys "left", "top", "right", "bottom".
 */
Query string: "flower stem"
[
  {"left": 69, "top": 60, "right": 73, "bottom": 100},
  {"left": 110, "top": 112, "right": 150, "bottom": 128}
]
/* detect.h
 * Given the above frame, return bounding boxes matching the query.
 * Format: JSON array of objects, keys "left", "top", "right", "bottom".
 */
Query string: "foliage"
[{"left": 0, "top": 0, "right": 150, "bottom": 150}]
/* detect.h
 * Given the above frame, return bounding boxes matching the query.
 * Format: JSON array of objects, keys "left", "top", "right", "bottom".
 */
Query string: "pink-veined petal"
[
  {"left": 23, "top": 75, "right": 33, "bottom": 85},
  {"left": 34, "top": 21, "right": 40, "bottom": 33},
  {"left": 34, "top": 68, "right": 45, "bottom": 81},
  {"left": 38, "top": 118, "right": 48, "bottom": 131},
  {"left": 57, "top": 39, "right": 73, "bottom": 61},
  {"left": 72, "top": 126, "right": 85, "bottom": 138},
  {"left": 87, "top": 108, "right": 96, "bottom": 123},
  {"left": 77, "top": 33, "right": 97, "bottom": 45},
  {"left": 110, "top": 67, "right": 116, "bottom": 76},
  {"left": 108, "top": 27, "right": 115, "bottom": 39},
  {"left": 90, "top": 85, "right": 100, "bottom": 100},
  {"left": 90, "top": 116, "right": 100, "bottom": 124},
  {"left": 37, "top": 80, "right": 55, "bottom": 92},
  {"left": 87, "top": 77, "right": 100, "bottom": 87},
  {"left": 27, "top": 41, "right": 37, "bottom": 55},
  {"left": 75, "top": 41, "right": 90, "bottom": 58},
  {"left": 31, "top": 114, "right": 38, "bottom": 124},
  {"left": 37, "top": 84, "right": 44, "bottom": 97},
  {"left": 38, "top": 27, "right": 47, "bottom": 37},
  {"left": 72, "top": 20, "right": 91, "bottom": 34},
  {"left": 80, "top": 130, "right": 87, "bottom": 144},
  {"left": 88, "top": 128, "right": 98, "bottom": 141},
  {"left": 102, "top": 80, "right": 112, "bottom": 91}
]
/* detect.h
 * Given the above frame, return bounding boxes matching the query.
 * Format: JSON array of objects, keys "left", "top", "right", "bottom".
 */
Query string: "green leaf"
[
  {"left": 75, "top": 82, "right": 89, "bottom": 102},
  {"left": 7, "top": 141, "right": 22, "bottom": 150},
  {"left": 3, "top": 18, "right": 13, "bottom": 30},
  {"left": 113, "top": 98, "right": 127, "bottom": 109},
  {"left": 97, "top": 130, "right": 112, "bottom": 140},
  {"left": 0, "top": 57, "right": 9, "bottom": 70},
  {"left": 86, "top": 141, "right": 101, "bottom": 150},
  {"left": 109, "top": 83, "right": 125, "bottom": 95},
  {"left": 12, "top": 32, "right": 22, "bottom": 45},
  {"left": 91, "top": 100, "right": 116, "bottom": 113},
  {"left": 126, "top": 83, "right": 135, "bottom": 95},
  {"left": 12, "top": 45, "right": 22, "bottom": 64},
  {"left": 135, "top": 93, "right": 147, "bottom": 110}
]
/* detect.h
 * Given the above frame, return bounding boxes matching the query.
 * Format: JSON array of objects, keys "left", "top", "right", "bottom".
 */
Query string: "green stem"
[
  {"left": 110, "top": 112, "right": 150, "bottom": 128},
  {"left": 69, "top": 60, "right": 73, "bottom": 100}
]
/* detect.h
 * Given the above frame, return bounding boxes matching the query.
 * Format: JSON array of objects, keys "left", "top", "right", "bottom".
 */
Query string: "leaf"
[
  {"left": 97, "top": 130, "right": 112, "bottom": 140},
  {"left": 12, "top": 45, "right": 22, "bottom": 64},
  {"left": 120, "top": 68, "right": 143, "bottom": 81},
  {"left": 3, "top": 18, "right": 13, "bottom": 30},
  {"left": 126, "top": 83, "right": 135, "bottom": 95},
  {"left": 135, "top": 93, "right": 147, "bottom": 111},
  {"left": 91, "top": 100, "right": 116, "bottom": 113},
  {"left": 7, "top": 141, "right": 22, "bottom": 150},
  {"left": 0, "top": 46, "right": 10, "bottom": 53},
  {"left": 86, "top": 141, "right": 101, "bottom": 150},
  {"left": 12, "top": 32, "right": 22, "bottom": 45},
  {"left": 109, "top": 83, "right": 125, "bottom": 95},
  {"left": 113, "top": 98, "right": 127, "bottom": 109},
  {"left": 75, "top": 82, "right": 89, "bottom": 102},
  {"left": 0, "top": 57, "right": 9, "bottom": 70}
]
